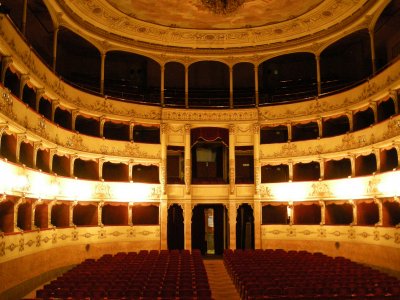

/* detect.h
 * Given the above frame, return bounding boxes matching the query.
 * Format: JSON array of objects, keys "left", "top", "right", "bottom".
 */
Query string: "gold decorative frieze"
[
  {"left": 260, "top": 114, "right": 400, "bottom": 160},
  {"left": 0, "top": 225, "right": 160, "bottom": 263},
  {"left": 262, "top": 225, "right": 400, "bottom": 249},
  {"left": 310, "top": 181, "right": 332, "bottom": 198},
  {"left": 59, "top": 0, "right": 373, "bottom": 49},
  {"left": 162, "top": 109, "right": 258, "bottom": 122}
]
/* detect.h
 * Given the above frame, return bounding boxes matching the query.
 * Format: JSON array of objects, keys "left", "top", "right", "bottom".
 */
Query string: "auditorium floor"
[{"left": 203, "top": 259, "right": 241, "bottom": 300}]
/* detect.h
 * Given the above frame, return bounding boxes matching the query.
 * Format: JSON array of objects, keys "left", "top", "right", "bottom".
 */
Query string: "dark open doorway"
[
  {"left": 191, "top": 204, "right": 228, "bottom": 255},
  {"left": 236, "top": 204, "right": 255, "bottom": 249},
  {"left": 167, "top": 204, "right": 184, "bottom": 250}
]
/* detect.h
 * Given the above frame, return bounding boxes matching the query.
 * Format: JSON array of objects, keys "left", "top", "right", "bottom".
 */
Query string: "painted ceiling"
[{"left": 105, "top": 0, "right": 325, "bottom": 29}]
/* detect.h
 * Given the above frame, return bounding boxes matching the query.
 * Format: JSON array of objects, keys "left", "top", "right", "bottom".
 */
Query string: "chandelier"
[{"left": 201, "top": 0, "right": 245, "bottom": 15}]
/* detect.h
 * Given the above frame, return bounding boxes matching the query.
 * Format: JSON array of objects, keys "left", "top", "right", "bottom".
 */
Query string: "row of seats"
[
  {"left": 35, "top": 249, "right": 212, "bottom": 299},
  {"left": 223, "top": 249, "right": 400, "bottom": 300}
]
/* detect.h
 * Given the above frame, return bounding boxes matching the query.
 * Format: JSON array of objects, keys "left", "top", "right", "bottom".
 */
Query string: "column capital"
[
  {"left": 184, "top": 124, "right": 191, "bottom": 134},
  {"left": 229, "top": 123, "right": 236, "bottom": 135},
  {"left": 160, "top": 123, "right": 168, "bottom": 135},
  {"left": 252, "top": 123, "right": 260, "bottom": 134}
]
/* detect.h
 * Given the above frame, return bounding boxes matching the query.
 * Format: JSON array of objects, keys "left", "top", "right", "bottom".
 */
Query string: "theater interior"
[{"left": 0, "top": 0, "right": 400, "bottom": 299}]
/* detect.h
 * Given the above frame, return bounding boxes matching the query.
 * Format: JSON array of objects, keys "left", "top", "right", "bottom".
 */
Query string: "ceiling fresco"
[{"left": 105, "top": 0, "right": 325, "bottom": 29}]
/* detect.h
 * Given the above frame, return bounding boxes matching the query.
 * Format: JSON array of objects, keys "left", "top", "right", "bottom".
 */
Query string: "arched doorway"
[
  {"left": 167, "top": 204, "right": 184, "bottom": 250},
  {"left": 191, "top": 204, "right": 228, "bottom": 255},
  {"left": 236, "top": 204, "right": 254, "bottom": 249}
]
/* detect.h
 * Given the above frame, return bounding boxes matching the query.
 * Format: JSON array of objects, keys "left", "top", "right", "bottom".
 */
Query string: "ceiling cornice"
[{"left": 49, "top": 0, "right": 386, "bottom": 61}]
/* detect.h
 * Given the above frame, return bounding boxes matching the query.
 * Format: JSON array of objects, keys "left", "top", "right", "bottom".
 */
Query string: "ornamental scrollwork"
[
  {"left": 94, "top": 181, "right": 110, "bottom": 199},
  {"left": 310, "top": 181, "right": 332, "bottom": 198}
]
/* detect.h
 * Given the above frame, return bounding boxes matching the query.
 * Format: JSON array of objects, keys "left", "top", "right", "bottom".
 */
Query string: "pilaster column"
[
  {"left": 19, "top": 74, "right": 29, "bottom": 99},
  {"left": 99, "top": 159, "right": 105, "bottom": 180},
  {"left": 128, "top": 161, "right": 134, "bottom": 182},
  {"left": 369, "top": 29, "right": 376, "bottom": 75},
  {"left": 184, "top": 124, "right": 191, "bottom": 195},
  {"left": 100, "top": 116, "right": 106, "bottom": 138},
  {"left": 128, "top": 202, "right": 134, "bottom": 226},
  {"left": 98, "top": 201, "right": 104, "bottom": 226},
  {"left": 370, "top": 101, "right": 378, "bottom": 124},
  {"left": 160, "top": 64, "right": 165, "bottom": 107},
  {"left": 13, "top": 197, "right": 26, "bottom": 232},
  {"left": 229, "top": 66, "right": 233, "bottom": 109},
  {"left": 374, "top": 198, "right": 383, "bottom": 226},
  {"left": 35, "top": 89, "right": 45, "bottom": 112},
  {"left": 347, "top": 111, "right": 354, "bottom": 132},
  {"left": 16, "top": 134, "right": 26, "bottom": 163},
  {"left": 0, "top": 125, "right": 7, "bottom": 151},
  {"left": 49, "top": 148, "right": 57, "bottom": 172},
  {"left": 31, "top": 199, "right": 42, "bottom": 230},
  {"left": 253, "top": 123, "right": 261, "bottom": 195},
  {"left": 390, "top": 90, "right": 398, "bottom": 115},
  {"left": 319, "top": 200, "right": 326, "bottom": 225},
  {"left": 315, "top": 54, "right": 321, "bottom": 96},
  {"left": 1, "top": 56, "right": 12, "bottom": 84},
  {"left": 374, "top": 148, "right": 381, "bottom": 173},
  {"left": 70, "top": 201, "right": 78, "bottom": 227},
  {"left": 319, "top": 159, "right": 325, "bottom": 180},
  {"left": 254, "top": 64, "right": 259, "bottom": 107},
  {"left": 185, "top": 65, "right": 189, "bottom": 109},
  {"left": 350, "top": 155, "right": 355, "bottom": 177},
  {"left": 287, "top": 123, "right": 292, "bottom": 141},
  {"left": 317, "top": 118, "right": 323, "bottom": 138},
  {"left": 253, "top": 199, "right": 262, "bottom": 249},
  {"left": 393, "top": 144, "right": 400, "bottom": 165},
  {"left": 100, "top": 52, "right": 106, "bottom": 95},
  {"left": 48, "top": 200, "right": 57, "bottom": 228},
  {"left": 32, "top": 142, "right": 41, "bottom": 168},
  {"left": 184, "top": 203, "right": 192, "bottom": 250},
  {"left": 160, "top": 123, "right": 168, "bottom": 195},
  {"left": 288, "top": 201, "right": 294, "bottom": 225},
  {"left": 288, "top": 160, "right": 294, "bottom": 181},
  {"left": 160, "top": 199, "right": 168, "bottom": 249},
  {"left": 350, "top": 200, "right": 357, "bottom": 225},
  {"left": 51, "top": 100, "right": 59, "bottom": 122},
  {"left": 52, "top": 26, "right": 59, "bottom": 71},
  {"left": 70, "top": 155, "right": 77, "bottom": 177},
  {"left": 71, "top": 110, "right": 79, "bottom": 132},
  {"left": 22, "top": 0, "right": 28, "bottom": 35},
  {"left": 229, "top": 202, "right": 236, "bottom": 250},
  {"left": 129, "top": 122, "right": 135, "bottom": 141},
  {"left": 229, "top": 124, "right": 236, "bottom": 195}
]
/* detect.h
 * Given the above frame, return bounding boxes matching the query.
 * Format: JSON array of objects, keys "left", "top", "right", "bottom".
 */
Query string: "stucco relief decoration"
[
  {"left": 366, "top": 176, "right": 380, "bottom": 196},
  {"left": 160, "top": 163, "right": 166, "bottom": 195},
  {"left": 164, "top": 111, "right": 257, "bottom": 122},
  {"left": 65, "top": 134, "right": 89, "bottom": 151},
  {"left": 335, "top": 133, "right": 368, "bottom": 152},
  {"left": 32, "top": 117, "right": 48, "bottom": 139},
  {"left": 384, "top": 118, "right": 400, "bottom": 139},
  {"left": 63, "top": 0, "right": 371, "bottom": 48},
  {"left": 151, "top": 185, "right": 162, "bottom": 198},
  {"left": 260, "top": 185, "right": 273, "bottom": 198},
  {"left": 160, "top": 123, "right": 168, "bottom": 135},
  {"left": 185, "top": 159, "right": 191, "bottom": 195},
  {"left": 229, "top": 159, "right": 235, "bottom": 195},
  {"left": 98, "top": 142, "right": 160, "bottom": 158},
  {"left": 94, "top": 181, "right": 111, "bottom": 199},
  {"left": 310, "top": 181, "right": 331, "bottom": 198},
  {"left": 275, "top": 142, "right": 298, "bottom": 158},
  {"left": 124, "top": 142, "right": 159, "bottom": 158},
  {"left": 0, "top": 88, "right": 15, "bottom": 118},
  {"left": 260, "top": 72, "right": 400, "bottom": 121},
  {"left": 168, "top": 125, "right": 184, "bottom": 136}
]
